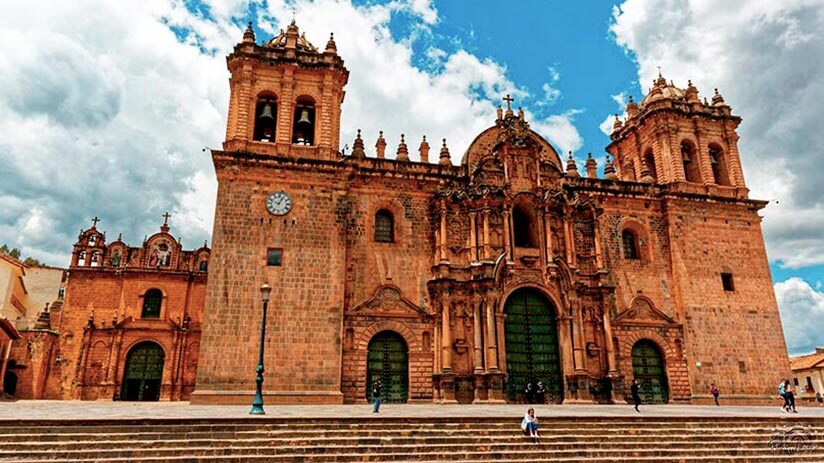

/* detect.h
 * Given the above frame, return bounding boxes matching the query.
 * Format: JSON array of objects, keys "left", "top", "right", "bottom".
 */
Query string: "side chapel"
[
  {"left": 16, "top": 215, "right": 210, "bottom": 401},
  {"left": 190, "top": 21, "right": 790, "bottom": 405}
]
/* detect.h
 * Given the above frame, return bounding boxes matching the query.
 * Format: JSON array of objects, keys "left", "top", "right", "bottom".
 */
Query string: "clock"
[{"left": 266, "top": 191, "right": 292, "bottom": 216}]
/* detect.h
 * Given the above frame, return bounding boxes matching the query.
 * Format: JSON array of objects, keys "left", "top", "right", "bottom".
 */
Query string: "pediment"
[
  {"left": 615, "top": 296, "right": 677, "bottom": 325},
  {"left": 350, "top": 286, "right": 430, "bottom": 318}
]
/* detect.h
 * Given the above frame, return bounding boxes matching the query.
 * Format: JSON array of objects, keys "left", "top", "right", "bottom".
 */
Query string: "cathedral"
[
  {"left": 4, "top": 20, "right": 790, "bottom": 405},
  {"left": 190, "top": 21, "right": 790, "bottom": 405}
]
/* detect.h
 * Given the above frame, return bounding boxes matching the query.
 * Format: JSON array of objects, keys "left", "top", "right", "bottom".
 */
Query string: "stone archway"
[
  {"left": 631, "top": 339, "right": 669, "bottom": 404},
  {"left": 121, "top": 341, "right": 164, "bottom": 401},
  {"left": 503, "top": 288, "right": 563, "bottom": 403},
  {"left": 3, "top": 370, "right": 17, "bottom": 397},
  {"left": 366, "top": 331, "right": 408, "bottom": 404}
]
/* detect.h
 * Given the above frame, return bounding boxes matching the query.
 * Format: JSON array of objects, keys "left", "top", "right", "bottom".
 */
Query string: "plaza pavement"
[{"left": 2, "top": 401, "right": 824, "bottom": 421}]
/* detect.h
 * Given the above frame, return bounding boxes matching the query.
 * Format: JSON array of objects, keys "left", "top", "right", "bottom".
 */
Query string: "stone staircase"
[{"left": 0, "top": 416, "right": 823, "bottom": 462}]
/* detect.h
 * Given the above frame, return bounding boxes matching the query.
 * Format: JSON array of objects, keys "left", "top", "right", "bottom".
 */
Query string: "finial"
[
  {"left": 91, "top": 216, "right": 100, "bottom": 228},
  {"left": 419, "top": 135, "right": 430, "bottom": 163},
  {"left": 439, "top": 139, "right": 451, "bottom": 166},
  {"left": 566, "top": 151, "right": 579, "bottom": 177},
  {"left": 657, "top": 66, "right": 662, "bottom": 78},
  {"left": 204, "top": 239, "right": 208, "bottom": 247},
  {"left": 396, "top": 133, "right": 409, "bottom": 161},
  {"left": 375, "top": 130, "right": 386, "bottom": 159},
  {"left": 585, "top": 153, "right": 597, "bottom": 179},
  {"left": 496, "top": 104, "right": 503, "bottom": 121},
  {"left": 604, "top": 154, "right": 618, "bottom": 181},
  {"left": 711, "top": 88, "right": 725, "bottom": 106},
  {"left": 325, "top": 32, "right": 337, "bottom": 54},
  {"left": 117, "top": 232, "right": 122, "bottom": 241},
  {"left": 517, "top": 106, "right": 524, "bottom": 120},
  {"left": 503, "top": 94, "right": 514, "bottom": 110},
  {"left": 351, "top": 129, "right": 366, "bottom": 158},
  {"left": 243, "top": 21, "right": 255, "bottom": 43},
  {"left": 162, "top": 212, "right": 171, "bottom": 225}
]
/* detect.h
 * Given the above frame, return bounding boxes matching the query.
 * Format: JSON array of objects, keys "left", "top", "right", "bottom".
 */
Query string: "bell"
[
  {"left": 682, "top": 150, "right": 692, "bottom": 163},
  {"left": 258, "top": 103, "right": 274, "bottom": 120},
  {"left": 297, "top": 108, "right": 312, "bottom": 126}
]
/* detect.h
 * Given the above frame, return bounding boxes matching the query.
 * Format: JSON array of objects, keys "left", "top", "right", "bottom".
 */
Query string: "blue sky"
[{"left": 0, "top": 0, "right": 822, "bottom": 354}]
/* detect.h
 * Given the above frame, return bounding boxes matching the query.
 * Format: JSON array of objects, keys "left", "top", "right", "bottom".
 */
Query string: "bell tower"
[
  {"left": 607, "top": 72, "right": 747, "bottom": 194},
  {"left": 223, "top": 21, "right": 349, "bottom": 160}
]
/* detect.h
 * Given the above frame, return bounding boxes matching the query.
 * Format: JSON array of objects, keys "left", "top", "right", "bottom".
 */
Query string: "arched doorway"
[
  {"left": 121, "top": 342, "right": 164, "bottom": 401},
  {"left": 504, "top": 288, "right": 563, "bottom": 403},
  {"left": 631, "top": 339, "right": 669, "bottom": 404},
  {"left": 3, "top": 371, "right": 17, "bottom": 397},
  {"left": 366, "top": 331, "right": 408, "bottom": 403}
]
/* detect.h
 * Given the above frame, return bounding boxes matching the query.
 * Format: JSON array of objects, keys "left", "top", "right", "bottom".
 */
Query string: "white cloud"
[
  {"left": 775, "top": 277, "right": 824, "bottom": 355},
  {"left": 0, "top": 0, "right": 582, "bottom": 266},
  {"left": 610, "top": 0, "right": 824, "bottom": 269}
]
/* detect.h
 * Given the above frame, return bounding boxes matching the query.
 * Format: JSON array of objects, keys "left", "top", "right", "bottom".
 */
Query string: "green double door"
[
  {"left": 366, "top": 331, "right": 408, "bottom": 403},
  {"left": 121, "top": 342, "right": 164, "bottom": 401},
  {"left": 631, "top": 340, "right": 669, "bottom": 404},
  {"left": 504, "top": 289, "right": 563, "bottom": 403}
]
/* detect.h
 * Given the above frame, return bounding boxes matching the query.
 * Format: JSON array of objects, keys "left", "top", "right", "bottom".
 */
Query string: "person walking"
[
  {"left": 631, "top": 379, "right": 642, "bottom": 412},
  {"left": 784, "top": 380, "right": 797, "bottom": 413},
  {"left": 535, "top": 381, "right": 547, "bottom": 405},
  {"left": 778, "top": 379, "right": 788, "bottom": 412},
  {"left": 816, "top": 392, "right": 823, "bottom": 407},
  {"left": 372, "top": 379, "right": 382, "bottom": 413},
  {"left": 521, "top": 407, "right": 540, "bottom": 442},
  {"left": 710, "top": 383, "right": 720, "bottom": 406}
]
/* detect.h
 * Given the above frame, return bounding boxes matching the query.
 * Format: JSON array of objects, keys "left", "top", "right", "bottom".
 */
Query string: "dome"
[
  {"left": 264, "top": 20, "right": 319, "bottom": 53},
  {"left": 640, "top": 74, "right": 686, "bottom": 107}
]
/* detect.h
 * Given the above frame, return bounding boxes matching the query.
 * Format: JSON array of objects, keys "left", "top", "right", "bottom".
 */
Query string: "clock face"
[{"left": 266, "top": 191, "right": 292, "bottom": 216}]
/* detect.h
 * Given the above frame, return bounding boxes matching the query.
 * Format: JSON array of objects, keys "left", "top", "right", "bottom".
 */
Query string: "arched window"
[
  {"left": 643, "top": 149, "right": 658, "bottom": 181},
  {"left": 88, "top": 235, "right": 96, "bottom": 246},
  {"left": 622, "top": 229, "right": 639, "bottom": 260},
  {"left": 374, "top": 210, "right": 394, "bottom": 243},
  {"left": 198, "top": 260, "right": 208, "bottom": 272},
  {"left": 253, "top": 93, "right": 277, "bottom": 142},
  {"left": 90, "top": 251, "right": 100, "bottom": 267},
  {"left": 709, "top": 144, "right": 731, "bottom": 186},
  {"left": 513, "top": 203, "right": 539, "bottom": 248},
  {"left": 77, "top": 251, "right": 87, "bottom": 266},
  {"left": 292, "top": 96, "right": 315, "bottom": 145},
  {"left": 141, "top": 289, "right": 163, "bottom": 319},
  {"left": 681, "top": 140, "right": 701, "bottom": 183}
]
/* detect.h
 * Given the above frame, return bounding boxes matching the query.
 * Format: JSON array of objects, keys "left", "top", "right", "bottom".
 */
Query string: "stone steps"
[{"left": 0, "top": 416, "right": 821, "bottom": 462}]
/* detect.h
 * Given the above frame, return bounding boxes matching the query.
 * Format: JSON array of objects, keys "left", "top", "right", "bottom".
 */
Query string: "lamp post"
[{"left": 250, "top": 283, "right": 272, "bottom": 415}]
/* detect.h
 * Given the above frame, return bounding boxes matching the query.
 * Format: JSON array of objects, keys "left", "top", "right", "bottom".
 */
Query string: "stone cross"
[
  {"left": 503, "top": 94, "right": 514, "bottom": 110},
  {"left": 162, "top": 212, "right": 171, "bottom": 225},
  {"left": 91, "top": 216, "right": 100, "bottom": 228}
]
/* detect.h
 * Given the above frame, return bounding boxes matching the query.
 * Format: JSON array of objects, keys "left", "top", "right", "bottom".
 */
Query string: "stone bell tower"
[
  {"left": 223, "top": 21, "right": 349, "bottom": 160},
  {"left": 607, "top": 72, "right": 747, "bottom": 196}
]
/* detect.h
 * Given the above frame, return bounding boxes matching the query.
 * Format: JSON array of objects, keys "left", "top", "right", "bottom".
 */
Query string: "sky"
[{"left": 0, "top": 0, "right": 822, "bottom": 355}]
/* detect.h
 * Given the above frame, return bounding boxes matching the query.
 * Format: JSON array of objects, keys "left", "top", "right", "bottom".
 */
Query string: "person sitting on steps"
[{"left": 521, "top": 407, "right": 540, "bottom": 442}]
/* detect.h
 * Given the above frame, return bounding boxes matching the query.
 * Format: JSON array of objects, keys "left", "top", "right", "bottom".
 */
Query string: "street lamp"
[{"left": 250, "top": 283, "right": 272, "bottom": 415}]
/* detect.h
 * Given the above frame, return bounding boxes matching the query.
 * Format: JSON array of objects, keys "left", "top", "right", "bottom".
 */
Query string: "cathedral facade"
[{"left": 189, "top": 22, "right": 790, "bottom": 405}]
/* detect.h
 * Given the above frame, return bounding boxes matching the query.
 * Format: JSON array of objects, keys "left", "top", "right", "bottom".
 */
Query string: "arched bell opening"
[
  {"left": 680, "top": 140, "right": 701, "bottom": 183},
  {"left": 708, "top": 143, "right": 731, "bottom": 186},
  {"left": 292, "top": 96, "right": 316, "bottom": 145},
  {"left": 253, "top": 92, "right": 278, "bottom": 142}
]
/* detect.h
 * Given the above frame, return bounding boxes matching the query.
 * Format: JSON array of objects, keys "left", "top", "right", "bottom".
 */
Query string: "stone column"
[
  {"left": 433, "top": 324, "right": 441, "bottom": 373},
  {"left": 485, "top": 299, "right": 499, "bottom": 371},
  {"left": 469, "top": 211, "right": 478, "bottom": 262},
  {"left": 502, "top": 207, "right": 512, "bottom": 259},
  {"left": 572, "top": 304, "right": 587, "bottom": 374},
  {"left": 473, "top": 302, "right": 484, "bottom": 373},
  {"left": 439, "top": 203, "right": 448, "bottom": 262},
  {"left": 482, "top": 209, "right": 491, "bottom": 260},
  {"left": 441, "top": 303, "right": 452, "bottom": 372},
  {"left": 602, "top": 306, "right": 619, "bottom": 402},
  {"left": 593, "top": 215, "right": 604, "bottom": 270},
  {"left": 544, "top": 209, "right": 554, "bottom": 262},
  {"left": 563, "top": 215, "right": 575, "bottom": 266}
]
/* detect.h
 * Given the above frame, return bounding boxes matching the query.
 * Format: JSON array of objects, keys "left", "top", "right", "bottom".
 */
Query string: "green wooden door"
[
  {"left": 631, "top": 340, "right": 669, "bottom": 404},
  {"left": 504, "top": 289, "right": 563, "bottom": 403},
  {"left": 366, "top": 331, "right": 408, "bottom": 403},
  {"left": 121, "top": 342, "right": 164, "bottom": 401}
]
